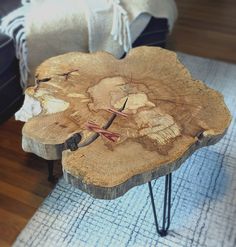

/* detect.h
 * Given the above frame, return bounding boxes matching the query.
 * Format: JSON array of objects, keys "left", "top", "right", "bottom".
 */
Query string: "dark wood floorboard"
[
  {"left": 170, "top": 0, "right": 236, "bottom": 63},
  {"left": 0, "top": 118, "right": 62, "bottom": 246},
  {"left": 1, "top": 1, "right": 236, "bottom": 246}
]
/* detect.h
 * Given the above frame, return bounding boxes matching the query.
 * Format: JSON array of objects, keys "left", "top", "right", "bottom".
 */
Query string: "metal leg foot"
[
  {"left": 47, "top": 160, "right": 55, "bottom": 182},
  {"left": 148, "top": 173, "right": 172, "bottom": 237}
]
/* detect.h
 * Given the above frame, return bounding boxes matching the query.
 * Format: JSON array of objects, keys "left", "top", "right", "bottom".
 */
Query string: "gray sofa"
[{"left": 0, "top": 0, "right": 23, "bottom": 123}]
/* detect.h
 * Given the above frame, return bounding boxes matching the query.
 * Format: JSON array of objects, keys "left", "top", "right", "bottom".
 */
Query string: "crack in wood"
[
  {"left": 34, "top": 76, "right": 52, "bottom": 92},
  {"left": 36, "top": 77, "right": 52, "bottom": 83},
  {"left": 58, "top": 69, "right": 79, "bottom": 80},
  {"left": 64, "top": 97, "right": 128, "bottom": 151}
]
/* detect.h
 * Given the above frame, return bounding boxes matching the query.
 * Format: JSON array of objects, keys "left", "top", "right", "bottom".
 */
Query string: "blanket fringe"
[{"left": 111, "top": 0, "right": 132, "bottom": 53}]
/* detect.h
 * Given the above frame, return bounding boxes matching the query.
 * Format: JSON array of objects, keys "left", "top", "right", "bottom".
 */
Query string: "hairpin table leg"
[
  {"left": 47, "top": 160, "right": 55, "bottom": 182},
  {"left": 148, "top": 173, "right": 172, "bottom": 237}
]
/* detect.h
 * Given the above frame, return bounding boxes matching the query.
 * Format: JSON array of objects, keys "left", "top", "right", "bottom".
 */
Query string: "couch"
[{"left": 0, "top": 0, "right": 24, "bottom": 123}]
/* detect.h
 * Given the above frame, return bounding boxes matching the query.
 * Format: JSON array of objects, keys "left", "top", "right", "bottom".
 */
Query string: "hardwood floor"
[
  {"left": 1, "top": 1, "right": 236, "bottom": 246},
  {"left": 0, "top": 118, "right": 62, "bottom": 246},
  {"left": 171, "top": 0, "right": 236, "bottom": 63}
]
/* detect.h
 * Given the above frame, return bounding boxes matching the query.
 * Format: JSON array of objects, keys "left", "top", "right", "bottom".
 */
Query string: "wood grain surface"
[
  {"left": 19, "top": 47, "right": 231, "bottom": 199},
  {"left": 1, "top": 0, "right": 235, "bottom": 244}
]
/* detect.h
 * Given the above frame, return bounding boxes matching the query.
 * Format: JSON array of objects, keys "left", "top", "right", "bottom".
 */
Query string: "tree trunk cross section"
[{"left": 18, "top": 47, "right": 231, "bottom": 199}]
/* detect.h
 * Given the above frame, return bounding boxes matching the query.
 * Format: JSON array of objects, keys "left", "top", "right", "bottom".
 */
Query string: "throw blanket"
[{"left": 1, "top": 0, "right": 177, "bottom": 88}]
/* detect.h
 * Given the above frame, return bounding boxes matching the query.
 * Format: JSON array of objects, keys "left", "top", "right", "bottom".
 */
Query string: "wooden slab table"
[{"left": 17, "top": 47, "right": 231, "bottom": 236}]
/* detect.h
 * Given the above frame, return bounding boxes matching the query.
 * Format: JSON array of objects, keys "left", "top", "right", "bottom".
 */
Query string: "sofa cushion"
[
  {"left": 0, "top": 59, "right": 22, "bottom": 107},
  {"left": 0, "top": 0, "right": 21, "bottom": 18},
  {"left": 0, "top": 32, "right": 23, "bottom": 122},
  {"left": 0, "top": 57, "right": 23, "bottom": 122},
  {"left": 0, "top": 33, "right": 16, "bottom": 74},
  {"left": 133, "top": 18, "right": 168, "bottom": 48}
]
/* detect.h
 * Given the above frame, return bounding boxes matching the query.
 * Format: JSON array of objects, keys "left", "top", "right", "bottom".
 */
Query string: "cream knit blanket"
[{"left": 1, "top": 0, "right": 177, "bottom": 88}]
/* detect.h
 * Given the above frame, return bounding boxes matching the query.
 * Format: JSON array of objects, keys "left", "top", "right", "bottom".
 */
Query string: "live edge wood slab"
[{"left": 17, "top": 47, "right": 231, "bottom": 199}]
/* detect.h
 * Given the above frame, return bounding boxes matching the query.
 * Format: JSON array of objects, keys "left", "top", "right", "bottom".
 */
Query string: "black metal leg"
[
  {"left": 148, "top": 173, "right": 172, "bottom": 237},
  {"left": 47, "top": 160, "right": 55, "bottom": 182}
]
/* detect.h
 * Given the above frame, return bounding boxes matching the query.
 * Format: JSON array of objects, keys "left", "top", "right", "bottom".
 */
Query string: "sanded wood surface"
[{"left": 18, "top": 46, "right": 231, "bottom": 199}]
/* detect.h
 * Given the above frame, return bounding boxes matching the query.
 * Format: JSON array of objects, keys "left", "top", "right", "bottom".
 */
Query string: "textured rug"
[{"left": 13, "top": 53, "right": 236, "bottom": 247}]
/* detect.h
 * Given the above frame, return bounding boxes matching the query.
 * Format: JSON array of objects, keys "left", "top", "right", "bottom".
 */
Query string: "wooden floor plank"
[
  {"left": 171, "top": 0, "right": 236, "bottom": 63},
  {"left": 0, "top": 194, "right": 35, "bottom": 219},
  {"left": 0, "top": 208, "right": 27, "bottom": 245},
  {"left": 0, "top": 168, "right": 56, "bottom": 198},
  {"left": 171, "top": 26, "right": 236, "bottom": 63},
  {"left": 0, "top": 180, "right": 43, "bottom": 208},
  {"left": 0, "top": 239, "right": 11, "bottom": 247}
]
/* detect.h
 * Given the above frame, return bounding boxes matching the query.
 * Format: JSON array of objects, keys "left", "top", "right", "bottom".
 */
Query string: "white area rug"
[{"left": 13, "top": 53, "right": 236, "bottom": 247}]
